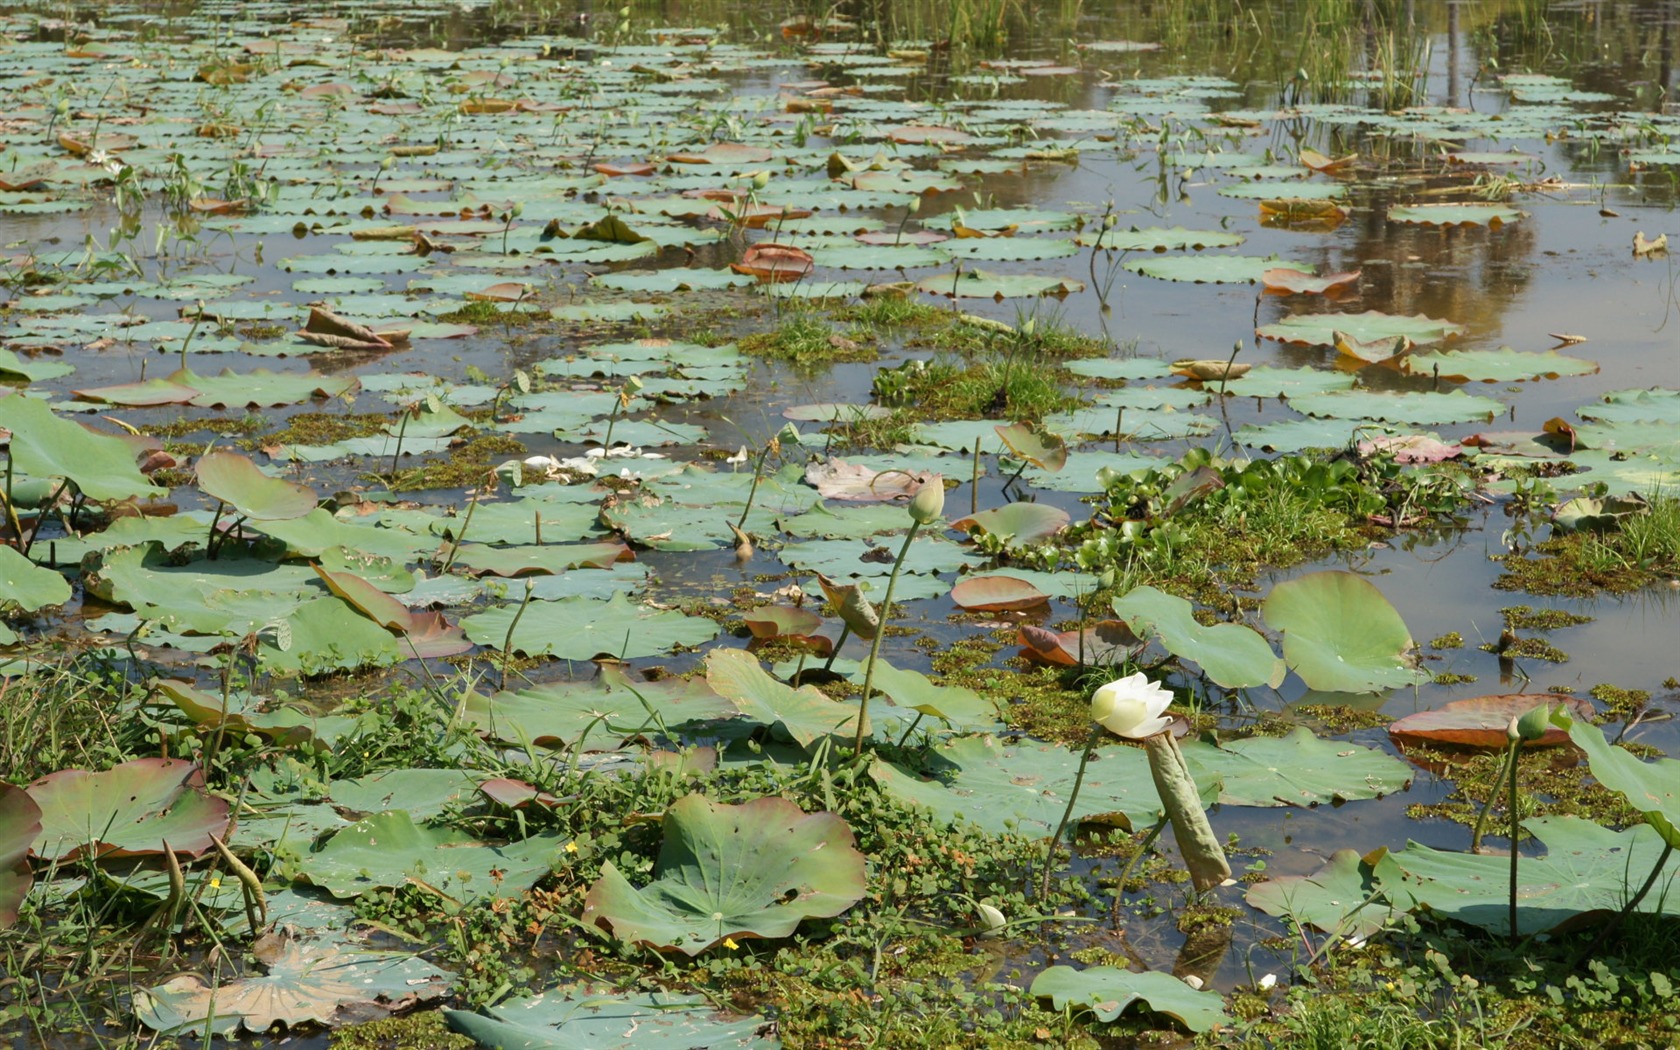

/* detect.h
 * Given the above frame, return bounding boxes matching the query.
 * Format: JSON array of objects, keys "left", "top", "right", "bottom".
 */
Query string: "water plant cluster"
[{"left": 7, "top": 1, "right": 1680, "bottom": 1047}]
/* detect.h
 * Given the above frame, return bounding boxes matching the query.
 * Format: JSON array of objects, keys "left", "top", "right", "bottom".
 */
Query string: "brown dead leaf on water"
[{"left": 1633, "top": 231, "right": 1668, "bottom": 258}]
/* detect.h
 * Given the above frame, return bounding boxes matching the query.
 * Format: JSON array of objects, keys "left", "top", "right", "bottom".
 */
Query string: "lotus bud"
[
  {"left": 975, "top": 901, "right": 1006, "bottom": 938},
  {"left": 908, "top": 478, "right": 944, "bottom": 525},
  {"left": 1506, "top": 715, "right": 1522, "bottom": 743},
  {"left": 380, "top": 154, "right": 396, "bottom": 171},
  {"left": 1515, "top": 702, "right": 1551, "bottom": 742},
  {"left": 1090, "top": 672, "right": 1172, "bottom": 740},
  {"left": 751, "top": 170, "right": 770, "bottom": 190},
  {"left": 511, "top": 202, "right": 524, "bottom": 218},
  {"left": 1102, "top": 212, "right": 1117, "bottom": 230},
  {"left": 777, "top": 422, "right": 802, "bottom": 446},
  {"left": 907, "top": 196, "right": 921, "bottom": 214}
]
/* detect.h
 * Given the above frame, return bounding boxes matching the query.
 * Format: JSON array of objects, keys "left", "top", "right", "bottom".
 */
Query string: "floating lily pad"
[
  {"left": 301, "top": 809, "right": 562, "bottom": 901},
  {"left": 581, "top": 794, "right": 867, "bottom": 955},
  {"left": 1111, "top": 586, "right": 1283, "bottom": 689},
  {"left": 1256, "top": 310, "right": 1466, "bottom": 349},
  {"left": 1388, "top": 694, "right": 1591, "bottom": 751},
  {"left": 1030, "top": 967, "right": 1231, "bottom": 1032},
  {"left": 1404, "top": 347, "right": 1597, "bottom": 383},
  {"left": 1246, "top": 847, "right": 1406, "bottom": 939},
  {"left": 1262, "top": 571, "right": 1419, "bottom": 693},
  {"left": 1182, "top": 730, "right": 1412, "bottom": 807},
  {"left": 462, "top": 666, "right": 734, "bottom": 749},
  {"left": 29, "top": 759, "right": 230, "bottom": 861},
  {"left": 463, "top": 592, "right": 719, "bottom": 661},
  {"left": 950, "top": 502, "right": 1070, "bottom": 545},
  {"left": 446, "top": 988, "right": 778, "bottom": 1050},
  {"left": 915, "top": 268, "right": 1083, "bottom": 299},
  {"left": 1389, "top": 203, "right": 1524, "bottom": 228},
  {"left": 1125, "top": 255, "right": 1312, "bottom": 284},
  {"left": 1291, "top": 389, "right": 1504, "bottom": 426}
]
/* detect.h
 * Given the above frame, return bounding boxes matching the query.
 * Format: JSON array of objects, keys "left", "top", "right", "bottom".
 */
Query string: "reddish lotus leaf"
[
  {"left": 743, "top": 606, "right": 824, "bottom": 640},
  {"left": 27, "top": 759, "right": 231, "bottom": 861},
  {"left": 995, "top": 421, "right": 1067, "bottom": 472},
  {"left": 480, "top": 778, "right": 564, "bottom": 810},
  {"left": 0, "top": 164, "right": 56, "bottom": 191},
  {"left": 1542, "top": 417, "right": 1579, "bottom": 452},
  {"left": 731, "top": 243, "right": 814, "bottom": 283},
  {"left": 950, "top": 575, "right": 1049, "bottom": 611},
  {"left": 593, "top": 161, "right": 657, "bottom": 177},
  {"left": 1358, "top": 435, "right": 1463, "bottom": 464},
  {"left": 1017, "top": 620, "right": 1143, "bottom": 667},
  {"left": 1388, "top": 693, "right": 1593, "bottom": 751},
  {"left": 1262, "top": 268, "right": 1361, "bottom": 296},
  {"left": 0, "top": 785, "right": 41, "bottom": 928},
  {"left": 299, "top": 82, "right": 355, "bottom": 100},
  {"left": 465, "top": 282, "right": 531, "bottom": 302},
  {"left": 805, "top": 458, "right": 937, "bottom": 502},
  {"left": 646, "top": 746, "right": 719, "bottom": 776},
  {"left": 399, "top": 610, "right": 474, "bottom": 659},
  {"left": 667, "top": 142, "right": 774, "bottom": 165}
]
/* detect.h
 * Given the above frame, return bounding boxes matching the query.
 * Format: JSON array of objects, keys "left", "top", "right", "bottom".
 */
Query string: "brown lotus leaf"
[
  {"left": 1261, "top": 268, "right": 1361, "bottom": 296},
  {"left": 1388, "top": 693, "right": 1593, "bottom": 751},
  {"left": 731, "top": 243, "right": 813, "bottom": 282}
]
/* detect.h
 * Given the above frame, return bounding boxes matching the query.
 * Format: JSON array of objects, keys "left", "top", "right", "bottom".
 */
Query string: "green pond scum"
[{"left": 13, "top": 1, "right": 1680, "bottom": 1047}]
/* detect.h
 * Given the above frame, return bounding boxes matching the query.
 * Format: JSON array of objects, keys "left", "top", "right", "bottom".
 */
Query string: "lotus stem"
[
  {"left": 823, "top": 623, "right": 850, "bottom": 672},
  {"left": 736, "top": 444, "right": 774, "bottom": 531},
  {"left": 1041, "top": 722, "right": 1103, "bottom": 901},
  {"left": 1219, "top": 339, "right": 1241, "bottom": 398},
  {"left": 853, "top": 519, "right": 922, "bottom": 752},
  {"left": 970, "top": 437, "right": 981, "bottom": 515},
  {"left": 1110, "top": 815, "right": 1168, "bottom": 928},
  {"left": 439, "top": 487, "right": 481, "bottom": 574},
  {"left": 1508, "top": 735, "right": 1521, "bottom": 944},
  {"left": 389, "top": 405, "right": 411, "bottom": 477},
  {"left": 210, "top": 833, "right": 267, "bottom": 935},
  {"left": 894, "top": 712, "right": 926, "bottom": 749},
  {"left": 1469, "top": 744, "right": 1515, "bottom": 853},
  {"left": 500, "top": 578, "right": 536, "bottom": 689}
]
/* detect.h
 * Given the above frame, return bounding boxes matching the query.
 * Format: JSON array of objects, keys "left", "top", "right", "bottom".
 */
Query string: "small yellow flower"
[
  {"left": 209, "top": 877, "right": 222, "bottom": 889},
  {"left": 723, "top": 937, "right": 740, "bottom": 950},
  {"left": 564, "top": 841, "right": 578, "bottom": 854}
]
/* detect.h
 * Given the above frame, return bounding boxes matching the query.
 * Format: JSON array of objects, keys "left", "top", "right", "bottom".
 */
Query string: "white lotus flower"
[
  {"left": 1090, "top": 671, "right": 1173, "bottom": 739},
  {"left": 1258, "top": 973, "right": 1277, "bottom": 990}
]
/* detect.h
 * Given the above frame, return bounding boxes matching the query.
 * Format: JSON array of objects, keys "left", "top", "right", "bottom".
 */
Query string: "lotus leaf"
[
  {"left": 322, "top": 769, "right": 485, "bottom": 822},
  {"left": 1029, "top": 966, "right": 1231, "bottom": 1032},
  {"left": 1245, "top": 847, "right": 1407, "bottom": 938},
  {"left": 461, "top": 666, "right": 734, "bottom": 749},
  {"left": 705, "top": 649, "right": 865, "bottom": 749},
  {"left": 1576, "top": 388, "right": 1680, "bottom": 426},
  {"left": 135, "top": 935, "right": 452, "bottom": 1036},
  {"left": 0, "top": 546, "right": 71, "bottom": 613},
  {"left": 914, "top": 268, "right": 1083, "bottom": 299},
  {"left": 777, "top": 501, "right": 919, "bottom": 540},
  {"left": 0, "top": 394, "right": 166, "bottom": 501},
  {"left": 951, "top": 502, "right": 1070, "bottom": 545},
  {"left": 154, "top": 679, "right": 318, "bottom": 747},
  {"left": 950, "top": 574, "right": 1050, "bottom": 611},
  {"left": 1388, "top": 694, "right": 1591, "bottom": 751},
  {"left": 1083, "top": 226, "right": 1243, "bottom": 251},
  {"left": 848, "top": 661, "right": 999, "bottom": 728},
  {"left": 0, "top": 785, "right": 40, "bottom": 928},
  {"left": 995, "top": 421, "right": 1068, "bottom": 471},
  {"left": 1290, "top": 389, "right": 1504, "bottom": 426},
  {"left": 1124, "top": 255, "right": 1312, "bottom": 284},
  {"left": 1382, "top": 817, "right": 1680, "bottom": 935},
  {"left": 451, "top": 541, "right": 630, "bottom": 576},
  {"left": 301, "top": 810, "right": 561, "bottom": 900},
  {"left": 446, "top": 987, "right": 778, "bottom": 1050},
  {"left": 581, "top": 794, "right": 867, "bottom": 955},
  {"left": 0, "top": 347, "right": 74, "bottom": 383},
  {"left": 1064, "top": 358, "right": 1178, "bottom": 381},
  {"left": 1404, "top": 347, "right": 1597, "bottom": 383},
  {"left": 1111, "top": 587, "right": 1284, "bottom": 689},
  {"left": 1220, "top": 365, "right": 1357, "bottom": 398},
  {"left": 1256, "top": 310, "right": 1466, "bottom": 349},
  {"left": 28, "top": 758, "right": 230, "bottom": 861},
  {"left": 196, "top": 451, "right": 318, "bottom": 521},
  {"left": 871, "top": 735, "right": 1158, "bottom": 835},
  {"left": 463, "top": 592, "right": 719, "bottom": 660},
  {"left": 1557, "top": 712, "right": 1680, "bottom": 847},
  {"left": 1182, "top": 729, "right": 1411, "bottom": 806},
  {"left": 1261, "top": 571, "right": 1419, "bottom": 693},
  {"left": 1234, "top": 416, "right": 1380, "bottom": 453},
  {"left": 1389, "top": 203, "right": 1524, "bottom": 228},
  {"left": 1017, "top": 621, "right": 1144, "bottom": 668}
]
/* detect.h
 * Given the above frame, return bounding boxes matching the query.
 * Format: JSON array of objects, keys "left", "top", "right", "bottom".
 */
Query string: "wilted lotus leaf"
[
  {"left": 995, "top": 421, "right": 1068, "bottom": 472},
  {"left": 951, "top": 502, "right": 1070, "bottom": 545},
  {"left": 1333, "top": 329, "right": 1413, "bottom": 365},
  {"left": 479, "top": 778, "right": 564, "bottom": 810},
  {"left": 1112, "top": 586, "right": 1283, "bottom": 689},
  {"left": 1389, "top": 203, "right": 1524, "bottom": 229},
  {"left": 1125, "top": 255, "right": 1312, "bottom": 284},
  {"left": 0, "top": 395, "right": 166, "bottom": 502},
  {"left": 446, "top": 988, "right": 776, "bottom": 1050},
  {"left": 0, "top": 786, "right": 41, "bottom": 928},
  {"left": 294, "top": 306, "right": 405, "bottom": 351},
  {"left": 805, "top": 458, "right": 937, "bottom": 502},
  {"left": 135, "top": 934, "right": 452, "bottom": 1036},
  {"left": 1017, "top": 620, "right": 1143, "bottom": 667},
  {"left": 196, "top": 451, "right": 317, "bottom": 520},
  {"left": 1257, "top": 197, "right": 1348, "bottom": 230},
  {"left": 1388, "top": 693, "right": 1590, "bottom": 751},
  {"left": 950, "top": 574, "right": 1049, "bottom": 611},
  {"left": 1551, "top": 494, "right": 1648, "bottom": 532},
  {"left": 731, "top": 243, "right": 814, "bottom": 282},
  {"left": 1171, "top": 359, "right": 1251, "bottom": 382},
  {"left": 582, "top": 793, "right": 867, "bottom": 955},
  {"left": 1258, "top": 310, "right": 1465, "bottom": 349},
  {"left": 1356, "top": 435, "right": 1463, "bottom": 463},
  {"left": 310, "top": 565, "right": 473, "bottom": 658},
  {"left": 1030, "top": 967, "right": 1231, "bottom": 1032},
  {"left": 1298, "top": 148, "right": 1357, "bottom": 174},
  {"left": 705, "top": 649, "right": 864, "bottom": 749},
  {"left": 1262, "top": 267, "right": 1360, "bottom": 295},
  {"left": 816, "top": 573, "right": 880, "bottom": 639},
  {"left": 573, "top": 213, "right": 652, "bottom": 243},
  {"left": 1634, "top": 231, "right": 1668, "bottom": 258},
  {"left": 28, "top": 758, "right": 230, "bottom": 861},
  {"left": 1262, "top": 571, "right": 1419, "bottom": 693}
]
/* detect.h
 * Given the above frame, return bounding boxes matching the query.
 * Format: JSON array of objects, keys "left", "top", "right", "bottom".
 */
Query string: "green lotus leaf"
[
  {"left": 0, "top": 347, "right": 74, "bottom": 383},
  {"left": 1044, "top": 406, "right": 1219, "bottom": 442},
  {"left": 136, "top": 936, "right": 452, "bottom": 1037},
  {"left": 1182, "top": 729, "right": 1412, "bottom": 806},
  {"left": 1029, "top": 966, "right": 1231, "bottom": 1032},
  {"left": 1404, "top": 347, "right": 1597, "bottom": 383},
  {"left": 446, "top": 987, "right": 778, "bottom": 1050},
  {"left": 0, "top": 394, "right": 166, "bottom": 502},
  {"left": 1245, "top": 847, "right": 1407, "bottom": 938},
  {"left": 1234, "top": 416, "right": 1382, "bottom": 453},
  {"left": 871, "top": 735, "right": 1157, "bottom": 836},
  {"left": 196, "top": 451, "right": 318, "bottom": 521},
  {"left": 942, "top": 237, "right": 1079, "bottom": 262},
  {"left": 1124, "top": 254, "right": 1312, "bottom": 284},
  {"left": 0, "top": 785, "right": 41, "bottom": 928},
  {"left": 922, "top": 207, "right": 1081, "bottom": 231},
  {"left": 951, "top": 502, "right": 1070, "bottom": 545},
  {"left": 1380, "top": 817, "right": 1680, "bottom": 936},
  {"left": 1556, "top": 712, "right": 1680, "bottom": 848},
  {"left": 300, "top": 809, "right": 562, "bottom": 900},
  {"left": 1389, "top": 203, "right": 1524, "bottom": 228},
  {"left": 581, "top": 793, "right": 867, "bottom": 955},
  {"left": 847, "top": 660, "right": 1000, "bottom": 729},
  {"left": 1064, "top": 358, "right": 1178, "bottom": 381},
  {"left": 914, "top": 268, "right": 1084, "bottom": 299},
  {"left": 1220, "top": 365, "right": 1357, "bottom": 398},
  {"left": 1111, "top": 586, "right": 1283, "bottom": 689},
  {"left": 1080, "top": 225, "right": 1244, "bottom": 251},
  {"left": 260, "top": 595, "right": 407, "bottom": 674},
  {"left": 705, "top": 649, "right": 864, "bottom": 749},
  {"left": 776, "top": 501, "right": 919, "bottom": 540},
  {"left": 1256, "top": 309, "right": 1466, "bottom": 349},
  {"left": 28, "top": 758, "right": 231, "bottom": 861},
  {"left": 1262, "top": 570, "right": 1420, "bottom": 693},
  {"left": 321, "top": 769, "right": 485, "bottom": 822},
  {"left": 154, "top": 678, "right": 319, "bottom": 747},
  {"left": 0, "top": 546, "right": 70, "bottom": 613},
  {"left": 1577, "top": 388, "right": 1680, "bottom": 425},
  {"left": 1290, "top": 389, "right": 1504, "bottom": 426},
  {"left": 778, "top": 536, "right": 982, "bottom": 579},
  {"left": 462, "top": 665, "right": 735, "bottom": 749},
  {"left": 1217, "top": 181, "right": 1346, "bottom": 199},
  {"left": 450, "top": 541, "right": 630, "bottom": 576},
  {"left": 462, "top": 592, "right": 719, "bottom": 660}
]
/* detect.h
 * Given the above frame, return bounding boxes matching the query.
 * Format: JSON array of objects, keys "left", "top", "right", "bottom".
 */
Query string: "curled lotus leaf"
[
  {"left": 196, "top": 451, "right": 318, "bottom": 521},
  {"left": 582, "top": 793, "right": 867, "bottom": 955},
  {"left": 0, "top": 785, "right": 41, "bottom": 928},
  {"left": 28, "top": 758, "right": 231, "bottom": 861},
  {"left": 995, "top": 421, "right": 1068, "bottom": 472}
]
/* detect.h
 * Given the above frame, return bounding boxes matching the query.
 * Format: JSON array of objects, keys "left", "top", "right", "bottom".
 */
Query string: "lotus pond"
[{"left": 11, "top": 0, "right": 1680, "bottom": 1047}]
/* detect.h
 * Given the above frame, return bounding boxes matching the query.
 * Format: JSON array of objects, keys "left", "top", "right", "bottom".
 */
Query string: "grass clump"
[
  {"left": 739, "top": 311, "right": 876, "bottom": 367},
  {"left": 1496, "top": 496, "right": 1680, "bottom": 596}
]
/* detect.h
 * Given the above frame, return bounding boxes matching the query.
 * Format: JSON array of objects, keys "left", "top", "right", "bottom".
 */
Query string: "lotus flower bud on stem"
[{"left": 908, "top": 478, "right": 944, "bottom": 525}]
